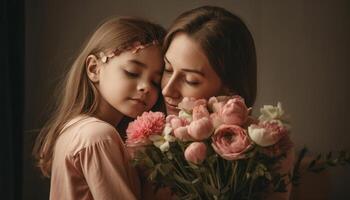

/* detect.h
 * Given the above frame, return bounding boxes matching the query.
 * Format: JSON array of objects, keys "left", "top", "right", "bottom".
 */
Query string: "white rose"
[
  {"left": 150, "top": 125, "right": 176, "bottom": 152},
  {"left": 259, "top": 102, "right": 285, "bottom": 122},
  {"left": 248, "top": 125, "right": 278, "bottom": 147},
  {"left": 179, "top": 110, "right": 193, "bottom": 122}
]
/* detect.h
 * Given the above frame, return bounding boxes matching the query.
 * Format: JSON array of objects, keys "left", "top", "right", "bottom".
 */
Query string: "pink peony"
[
  {"left": 169, "top": 116, "right": 190, "bottom": 130},
  {"left": 184, "top": 142, "right": 207, "bottom": 164},
  {"left": 173, "top": 126, "right": 194, "bottom": 141},
  {"left": 220, "top": 96, "right": 249, "bottom": 126},
  {"left": 212, "top": 124, "right": 252, "bottom": 160},
  {"left": 192, "top": 104, "right": 210, "bottom": 121},
  {"left": 188, "top": 117, "right": 214, "bottom": 140},
  {"left": 177, "top": 97, "right": 197, "bottom": 112},
  {"left": 126, "top": 111, "right": 165, "bottom": 147},
  {"left": 166, "top": 115, "right": 177, "bottom": 123},
  {"left": 248, "top": 120, "right": 288, "bottom": 147},
  {"left": 208, "top": 96, "right": 232, "bottom": 112},
  {"left": 178, "top": 97, "right": 207, "bottom": 113},
  {"left": 210, "top": 113, "right": 224, "bottom": 129}
]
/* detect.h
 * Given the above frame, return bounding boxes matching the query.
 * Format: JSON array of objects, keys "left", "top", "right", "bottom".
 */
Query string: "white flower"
[
  {"left": 159, "top": 142, "right": 170, "bottom": 152},
  {"left": 259, "top": 102, "right": 286, "bottom": 122},
  {"left": 248, "top": 125, "right": 275, "bottom": 147},
  {"left": 149, "top": 125, "right": 176, "bottom": 152},
  {"left": 179, "top": 110, "right": 192, "bottom": 122}
]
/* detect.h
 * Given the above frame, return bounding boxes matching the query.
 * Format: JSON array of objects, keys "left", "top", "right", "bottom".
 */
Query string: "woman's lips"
[{"left": 165, "top": 102, "right": 180, "bottom": 113}]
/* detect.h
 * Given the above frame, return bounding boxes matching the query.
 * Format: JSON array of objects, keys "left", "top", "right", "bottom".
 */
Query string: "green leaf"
[
  {"left": 203, "top": 182, "right": 220, "bottom": 196},
  {"left": 173, "top": 173, "right": 192, "bottom": 185}
]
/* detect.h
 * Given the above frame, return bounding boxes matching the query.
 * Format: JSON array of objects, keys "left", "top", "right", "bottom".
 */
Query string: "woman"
[{"left": 160, "top": 6, "right": 294, "bottom": 199}]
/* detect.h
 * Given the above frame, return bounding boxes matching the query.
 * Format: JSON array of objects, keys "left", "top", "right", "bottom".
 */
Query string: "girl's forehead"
[{"left": 121, "top": 45, "right": 163, "bottom": 72}]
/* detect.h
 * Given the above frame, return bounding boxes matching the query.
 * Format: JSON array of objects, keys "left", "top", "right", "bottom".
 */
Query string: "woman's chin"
[{"left": 165, "top": 105, "right": 180, "bottom": 115}]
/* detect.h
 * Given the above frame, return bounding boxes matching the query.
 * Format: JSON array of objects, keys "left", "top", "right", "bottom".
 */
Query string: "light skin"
[
  {"left": 86, "top": 45, "right": 163, "bottom": 126},
  {"left": 161, "top": 33, "right": 224, "bottom": 115},
  {"left": 161, "top": 34, "right": 293, "bottom": 200}
]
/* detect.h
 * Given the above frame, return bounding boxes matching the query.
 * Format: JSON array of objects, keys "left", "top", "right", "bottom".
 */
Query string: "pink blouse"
[{"left": 50, "top": 116, "right": 141, "bottom": 200}]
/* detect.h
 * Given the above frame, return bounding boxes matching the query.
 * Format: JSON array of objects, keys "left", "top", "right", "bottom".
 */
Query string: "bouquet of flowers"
[{"left": 126, "top": 95, "right": 294, "bottom": 199}]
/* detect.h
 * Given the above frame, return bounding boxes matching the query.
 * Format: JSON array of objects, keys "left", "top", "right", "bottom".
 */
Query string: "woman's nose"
[{"left": 161, "top": 75, "right": 179, "bottom": 98}]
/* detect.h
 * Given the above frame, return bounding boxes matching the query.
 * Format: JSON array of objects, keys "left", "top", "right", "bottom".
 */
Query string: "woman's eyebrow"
[
  {"left": 164, "top": 56, "right": 204, "bottom": 76},
  {"left": 181, "top": 68, "right": 204, "bottom": 76},
  {"left": 164, "top": 56, "right": 171, "bottom": 65}
]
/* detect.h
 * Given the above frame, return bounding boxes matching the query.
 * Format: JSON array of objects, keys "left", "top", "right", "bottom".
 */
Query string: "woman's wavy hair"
[{"left": 164, "top": 6, "right": 257, "bottom": 107}]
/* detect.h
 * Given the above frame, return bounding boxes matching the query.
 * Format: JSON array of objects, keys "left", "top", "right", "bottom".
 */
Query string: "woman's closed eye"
[
  {"left": 185, "top": 76, "right": 201, "bottom": 86},
  {"left": 185, "top": 79, "right": 200, "bottom": 86},
  {"left": 164, "top": 65, "right": 173, "bottom": 74}
]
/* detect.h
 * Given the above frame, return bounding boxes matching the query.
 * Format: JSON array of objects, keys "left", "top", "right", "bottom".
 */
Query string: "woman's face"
[{"left": 161, "top": 33, "right": 223, "bottom": 115}]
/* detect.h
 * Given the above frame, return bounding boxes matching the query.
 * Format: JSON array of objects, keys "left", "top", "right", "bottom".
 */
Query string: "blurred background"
[{"left": 2, "top": 0, "right": 349, "bottom": 199}]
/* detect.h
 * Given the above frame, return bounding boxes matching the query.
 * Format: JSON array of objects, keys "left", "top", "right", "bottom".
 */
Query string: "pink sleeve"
[{"left": 74, "top": 130, "right": 138, "bottom": 200}]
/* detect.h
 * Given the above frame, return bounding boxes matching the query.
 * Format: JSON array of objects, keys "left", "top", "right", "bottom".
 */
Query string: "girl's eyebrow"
[
  {"left": 127, "top": 59, "right": 162, "bottom": 75},
  {"left": 128, "top": 59, "right": 146, "bottom": 67},
  {"left": 164, "top": 56, "right": 204, "bottom": 76}
]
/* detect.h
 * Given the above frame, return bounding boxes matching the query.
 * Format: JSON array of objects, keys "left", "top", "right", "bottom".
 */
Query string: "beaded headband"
[{"left": 98, "top": 40, "right": 159, "bottom": 63}]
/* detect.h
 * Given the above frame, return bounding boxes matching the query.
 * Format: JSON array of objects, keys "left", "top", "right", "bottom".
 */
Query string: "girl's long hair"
[{"left": 33, "top": 17, "right": 165, "bottom": 177}]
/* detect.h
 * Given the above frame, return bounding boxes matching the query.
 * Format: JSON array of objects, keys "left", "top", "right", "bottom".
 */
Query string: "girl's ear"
[{"left": 86, "top": 55, "right": 101, "bottom": 83}]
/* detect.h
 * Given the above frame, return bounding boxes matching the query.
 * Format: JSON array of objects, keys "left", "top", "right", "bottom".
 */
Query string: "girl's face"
[
  {"left": 95, "top": 45, "right": 163, "bottom": 119},
  {"left": 161, "top": 33, "right": 223, "bottom": 115}
]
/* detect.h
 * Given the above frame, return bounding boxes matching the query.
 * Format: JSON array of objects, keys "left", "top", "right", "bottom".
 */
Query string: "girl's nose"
[{"left": 137, "top": 81, "right": 151, "bottom": 94}]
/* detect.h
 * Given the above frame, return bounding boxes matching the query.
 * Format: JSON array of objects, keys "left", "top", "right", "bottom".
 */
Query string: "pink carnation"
[{"left": 126, "top": 111, "right": 165, "bottom": 147}]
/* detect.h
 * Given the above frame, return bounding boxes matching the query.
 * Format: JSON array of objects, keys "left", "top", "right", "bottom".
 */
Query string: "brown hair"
[
  {"left": 164, "top": 6, "right": 257, "bottom": 107},
  {"left": 33, "top": 17, "right": 165, "bottom": 177}
]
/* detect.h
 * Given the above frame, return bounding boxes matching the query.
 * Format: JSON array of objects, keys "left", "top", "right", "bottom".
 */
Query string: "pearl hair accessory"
[{"left": 99, "top": 40, "right": 159, "bottom": 63}]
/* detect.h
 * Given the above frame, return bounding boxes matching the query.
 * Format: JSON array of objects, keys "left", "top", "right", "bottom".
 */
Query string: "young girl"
[{"left": 33, "top": 17, "right": 165, "bottom": 200}]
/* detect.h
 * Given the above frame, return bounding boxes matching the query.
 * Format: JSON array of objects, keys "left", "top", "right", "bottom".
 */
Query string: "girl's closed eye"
[
  {"left": 151, "top": 80, "right": 160, "bottom": 87},
  {"left": 123, "top": 68, "right": 140, "bottom": 78},
  {"left": 151, "top": 76, "right": 161, "bottom": 87}
]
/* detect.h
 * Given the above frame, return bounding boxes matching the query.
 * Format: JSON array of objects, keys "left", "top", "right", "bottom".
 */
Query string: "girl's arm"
[{"left": 74, "top": 122, "right": 139, "bottom": 200}]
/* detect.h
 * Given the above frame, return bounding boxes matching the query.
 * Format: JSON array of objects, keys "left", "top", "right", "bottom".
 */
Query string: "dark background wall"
[{"left": 24, "top": 0, "right": 350, "bottom": 199}]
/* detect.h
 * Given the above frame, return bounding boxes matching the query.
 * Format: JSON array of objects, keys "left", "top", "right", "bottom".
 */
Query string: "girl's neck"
[{"left": 94, "top": 98, "right": 123, "bottom": 127}]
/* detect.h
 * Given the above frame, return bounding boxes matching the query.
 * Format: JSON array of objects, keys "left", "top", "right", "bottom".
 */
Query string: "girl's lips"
[{"left": 129, "top": 98, "right": 147, "bottom": 106}]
